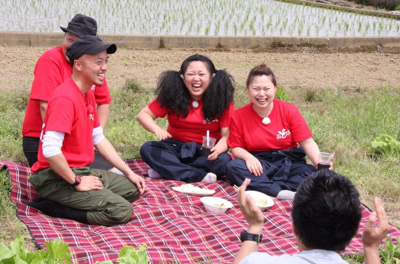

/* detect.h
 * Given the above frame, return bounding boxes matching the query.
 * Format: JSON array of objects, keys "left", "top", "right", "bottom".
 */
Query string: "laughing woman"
[
  {"left": 226, "top": 64, "right": 324, "bottom": 199},
  {"left": 137, "top": 54, "right": 235, "bottom": 183}
]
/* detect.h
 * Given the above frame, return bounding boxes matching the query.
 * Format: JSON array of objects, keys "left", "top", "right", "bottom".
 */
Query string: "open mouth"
[
  {"left": 192, "top": 84, "right": 201, "bottom": 91},
  {"left": 97, "top": 73, "right": 105, "bottom": 81}
]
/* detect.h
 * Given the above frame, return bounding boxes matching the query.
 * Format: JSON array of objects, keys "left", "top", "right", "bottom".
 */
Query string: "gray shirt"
[{"left": 240, "top": 249, "right": 348, "bottom": 264}]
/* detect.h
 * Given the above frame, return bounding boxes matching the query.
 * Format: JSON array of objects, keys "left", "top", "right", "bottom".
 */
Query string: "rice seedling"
[{"left": 0, "top": 0, "right": 399, "bottom": 37}]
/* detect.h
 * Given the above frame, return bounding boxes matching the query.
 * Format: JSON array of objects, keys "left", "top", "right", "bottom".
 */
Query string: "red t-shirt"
[
  {"left": 227, "top": 100, "right": 312, "bottom": 152},
  {"left": 22, "top": 46, "right": 111, "bottom": 138},
  {"left": 31, "top": 78, "right": 100, "bottom": 173},
  {"left": 148, "top": 98, "right": 235, "bottom": 144}
]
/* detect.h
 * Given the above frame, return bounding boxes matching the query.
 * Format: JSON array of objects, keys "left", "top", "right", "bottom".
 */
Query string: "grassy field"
[{"left": 0, "top": 79, "right": 399, "bottom": 261}]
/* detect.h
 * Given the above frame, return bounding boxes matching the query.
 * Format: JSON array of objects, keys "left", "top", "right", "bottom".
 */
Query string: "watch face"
[{"left": 71, "top": 175, "right": 81, "bottom": 187}]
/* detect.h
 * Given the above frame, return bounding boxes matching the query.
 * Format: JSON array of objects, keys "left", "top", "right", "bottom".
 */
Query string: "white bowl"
[
  {"left": 200, "top": 197, "right": 233, "bottom": 214},
  {"left": 245, "top": 191, "right": 274, "bottom": 211}
]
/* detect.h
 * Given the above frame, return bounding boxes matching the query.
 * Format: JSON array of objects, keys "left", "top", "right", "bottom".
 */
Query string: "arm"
[
  {"left": 42, "top": 131, "right": 103, "bottom": 192},
  {"left": 136, "top": 106, "right": 171, "bottom": 140},
  {"left": 95, "top": 138, "right": 145, "bottom": 195},
  {"left": 208, "top": 127, "right": 229, "bottom": 160},
  {"left": 232, "top": 147, "right": 263, "bottom": 177},
  {"left": 97, "top": 104, "right": 110, "bottom": 131},
  {"left": 298, "top": 138, "right": 320, "bottom": 168},
  {"left": 363, "top": 197, "right": 389, "bottom": 264},
  {"left": 46, "top": 153, "right": 103, "bottom": 191},
  {"left": 39, "top": 100, "right": 48, "bottom": 121},
  {"left": 233, "top": 178, "right": 264, "bottom": 264}
]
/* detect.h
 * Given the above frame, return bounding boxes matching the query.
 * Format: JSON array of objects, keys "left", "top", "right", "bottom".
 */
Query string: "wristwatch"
[
  {"left": 70, "top": 175, "right": 81, "bottom": 189},
  {"left": 240, "top": 230, "right": 263, "bottom": 243}
]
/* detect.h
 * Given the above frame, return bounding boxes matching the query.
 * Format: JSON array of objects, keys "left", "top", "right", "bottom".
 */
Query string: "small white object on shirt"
[
  {"left": 192, "top": 101, "right": 199, "bottom": 108},
  {"left": 262, "top": 117, "right": 271, "bottom": 125},
  {"left": 42, "top": 131, "right": 65, "bottom": 158}
]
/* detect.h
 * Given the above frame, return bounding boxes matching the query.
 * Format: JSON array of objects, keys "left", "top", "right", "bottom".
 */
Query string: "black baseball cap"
[
  {"left": 60, "top": 14, "right": 97, "bottom": 37},
  {"left": 66, "top": 36, "right": 117, "bottom": 66}
]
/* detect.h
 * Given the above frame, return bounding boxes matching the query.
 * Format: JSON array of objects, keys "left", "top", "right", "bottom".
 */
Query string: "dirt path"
[{"left": 1, "top": 46, "right": 399, "bottom": 91}]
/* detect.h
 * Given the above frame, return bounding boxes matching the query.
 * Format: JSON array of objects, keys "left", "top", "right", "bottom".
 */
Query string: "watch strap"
[
  {"left": 70, "top": 175, "right": 81, "bottom": 187},
  {"left": 240, "top": 230, "right": 262, "bottom": 243}
]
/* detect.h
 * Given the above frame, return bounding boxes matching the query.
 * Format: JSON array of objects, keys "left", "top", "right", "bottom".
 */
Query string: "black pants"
[
  {"left": 225, "top": 148, "right": 317, "bottom": 197},
  {"left": 22, "top": 136, "right": 113, "bottom": 170},
  {"left": 140, "top": 138, "right": 231, "bottom": 182},
  {"left": 22, "top": 136, "right": 40, "bottom": 167}
]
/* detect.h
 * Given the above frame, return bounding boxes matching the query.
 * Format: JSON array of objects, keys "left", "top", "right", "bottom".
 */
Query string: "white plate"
[
  {"left": 172, "top": 184, "right": 215, "bottom": 196},
  {"left": 246, "top": 190, "right": 275, "bottom": 211}
]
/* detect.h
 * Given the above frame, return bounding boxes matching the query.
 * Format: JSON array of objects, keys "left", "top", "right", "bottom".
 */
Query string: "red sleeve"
[
  {"left": 287, "top": 105, "right": 312, "bottom": 142},
  {"left": 219, "top": 103, "right": 236, "bottom": 128},
  {"left": 227, "top": 114, "right": 245, "bottom": 149},
  {"left": 148, "top": 98, "right": 168, "bottom": 118},
  {"left": 94, "top": 78, "right": 112, "bottom": 105},
  {"left": 30, "top": 58, "right": 63, "bottom": 102},
  {"left": 45, "top": 97, "right": 74, "bottom": 135}
]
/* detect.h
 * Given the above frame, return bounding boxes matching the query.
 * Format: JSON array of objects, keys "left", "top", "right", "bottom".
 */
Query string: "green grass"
[{"left": 0, "top": 82, "right": 399, "bottom": 262}]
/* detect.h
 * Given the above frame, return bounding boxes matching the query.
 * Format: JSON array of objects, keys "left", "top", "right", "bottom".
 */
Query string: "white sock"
[
  {"left": 201, "top": 173, "right": 217, "bottom": 183},
  {"left": 277, "top": 190, "right": 296, "bottom": 200},
  {"left": 148, "top": 168, "right": 162, "bottom": 178}
]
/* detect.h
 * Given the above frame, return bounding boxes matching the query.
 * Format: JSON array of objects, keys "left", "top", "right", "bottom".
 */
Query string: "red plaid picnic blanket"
[{"left": 2, "top": 160, "right": 400, "bottom": 264}]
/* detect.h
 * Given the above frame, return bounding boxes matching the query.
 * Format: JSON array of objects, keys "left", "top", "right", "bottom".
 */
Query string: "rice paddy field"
[{"left": 0, "top": 0, "right": 399, "bottom": 37}]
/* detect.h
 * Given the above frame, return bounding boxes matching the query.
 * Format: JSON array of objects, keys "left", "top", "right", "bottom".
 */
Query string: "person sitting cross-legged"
[
  {"left": 28, "top": 36, "right": 145, "bottom": 226},
  {"left": 234, "top": 169, "right": 389, "bottom": 264}
]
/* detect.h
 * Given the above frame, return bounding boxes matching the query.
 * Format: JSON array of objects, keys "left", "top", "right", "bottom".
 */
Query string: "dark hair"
[
  {"left": 156, "top": 54, "right": 235, "bottom": 122},
  {"left": 292, "top": 170, "right": 362, "bottom": 251},
  {"left": 246, "top": 64, "right": 277, "bottom": 88}
]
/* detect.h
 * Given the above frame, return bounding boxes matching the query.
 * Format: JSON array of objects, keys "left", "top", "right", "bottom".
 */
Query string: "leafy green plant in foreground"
[
  {"left": 371, "top": 134, "right": 400, "bottom": 156},
  {"left": 0, "top": 236, "right": 148, "bottom": 264},
  {"left": 380, "top": 237, "right": 400, "bottom": 264},
  {"left": 344, "top": 237, "right": 400, "bottom": 264},
  {"left": 0, "top": 236, "right": 71, "bottom": 264}
]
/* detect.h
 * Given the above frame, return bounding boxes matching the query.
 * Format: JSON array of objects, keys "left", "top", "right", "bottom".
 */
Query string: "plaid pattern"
[{"left": 2, "top": 160, "right": 400, "bottom": 263}]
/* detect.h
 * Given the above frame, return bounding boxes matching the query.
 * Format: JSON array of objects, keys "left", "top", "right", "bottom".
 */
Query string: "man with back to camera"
[
  {"left": 22, "top": 14, "right": 112, "bottom": 170},
  {"left": 27, "top": 35, "right": 145, "bottom": 226},
  {"left": 234, "top": 169, "right": 389, "bottom": 264}
]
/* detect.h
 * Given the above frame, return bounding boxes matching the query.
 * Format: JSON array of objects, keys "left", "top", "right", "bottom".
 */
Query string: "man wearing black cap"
[
  {"left": 22, "top": 14, "right": 112, "bottom": 170},
  {"left": 27, "top": 36, "right": 145, "bottom": 226}
]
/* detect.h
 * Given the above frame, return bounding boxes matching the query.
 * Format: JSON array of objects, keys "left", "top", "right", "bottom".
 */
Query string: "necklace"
[
  {"left": 192, "top": 101, "right": 199, "bottom": 108},
  {"left": 262, "top": 117, "right": 271, "bottom": 125}
]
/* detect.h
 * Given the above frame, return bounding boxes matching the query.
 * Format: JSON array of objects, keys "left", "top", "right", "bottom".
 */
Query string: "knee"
[
  {"left": 225, "top": 159, "right": 243, "bottom": 174},
  {"left": 116, "top": 201, "right": 134, "bottom": 224},
  {"left": 139, "top": 141, "right": 152, "bottom": 158},
  {"left": 88, "top": 198, "right": 134, "bottom": 226},
  {"left": 218, "top": 152, "right": 232, "bottom": 165},
  {"left": 106, "top": 200, "right": 133, "bottom": 226}
]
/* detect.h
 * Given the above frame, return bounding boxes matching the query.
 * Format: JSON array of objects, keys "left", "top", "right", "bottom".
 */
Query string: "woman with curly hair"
[
  {"left": 137, "top": 54, "right": 235, "bottom": 183},
  {"left": 226, "top": 64, "right": 328, "bottom": 199}
]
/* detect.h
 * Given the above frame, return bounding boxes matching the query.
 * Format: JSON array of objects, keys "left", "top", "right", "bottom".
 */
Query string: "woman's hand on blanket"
[
  {"left": 127, "top": 172, "right": 146, "bottom": 195},
  {"left": 238, "top": 178, "right": 264, "bottom": 232},
  {"left": 75, "top": 176, "right": 103, "bottom": 191},
  {"left": 363, "top": 197, "right": 389, "bottom": 250},
  {"left": 244, "top": 155, "right": 263, "bottom": 177},
  {"left": 154, "top": 128, "right": 171, "bottom": 141}
]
